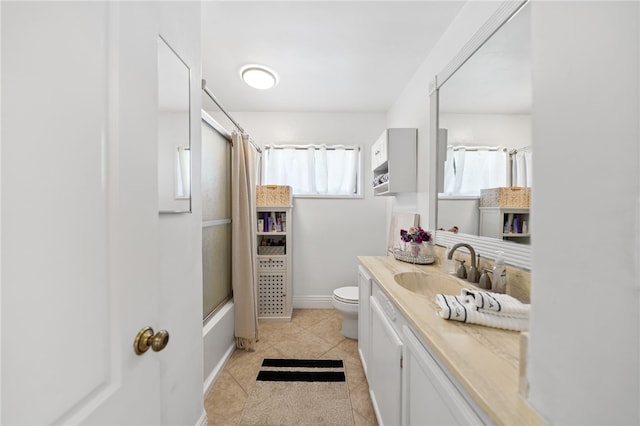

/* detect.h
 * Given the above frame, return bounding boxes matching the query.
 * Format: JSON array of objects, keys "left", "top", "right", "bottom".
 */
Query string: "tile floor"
[{"left": 204, "top": 309, "right": 378, "bottom": 426}]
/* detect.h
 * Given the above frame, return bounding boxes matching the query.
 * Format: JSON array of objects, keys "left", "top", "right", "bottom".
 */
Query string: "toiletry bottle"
[
  {"left": 443, "top": 246, "right": 455, "bottom": 274},
  {"left": 492, "top": 251, "right": 506, "bottom": 293}
]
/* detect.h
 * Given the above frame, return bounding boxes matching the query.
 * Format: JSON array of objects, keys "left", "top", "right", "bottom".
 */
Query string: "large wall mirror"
[
  {"left": 158, "top": 35, "right": 192, "bottom": 213},
  {"left": 431, "top": 0, "right": 532, "bottom": 269}
]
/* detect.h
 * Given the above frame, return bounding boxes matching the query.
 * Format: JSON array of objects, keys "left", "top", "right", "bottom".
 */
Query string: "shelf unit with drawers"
[{"left": 256, "top": 205, "right": 292, "bottom": 321}]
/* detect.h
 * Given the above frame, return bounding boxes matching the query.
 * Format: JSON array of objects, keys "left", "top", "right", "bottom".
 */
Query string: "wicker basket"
[
  {"left": 258, "top": 246, "right": 285, "bottom": 255},
  {"left": 256, "top": 185, "right": 292, "bottom": 206},
  {"left": 480, "top": 187, "right": 530, "bottom": 208},
  {"left": 391, "top": 249, "right": 435, "bottom": 265}
]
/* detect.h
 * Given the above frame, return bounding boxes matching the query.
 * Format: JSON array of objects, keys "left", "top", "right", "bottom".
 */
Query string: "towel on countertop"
[
  {"left": 435, "top": 294, "right": 529, "bottom": 332},
  {"left": 460, "top": 288, "right": 530, "bottom": 319}
]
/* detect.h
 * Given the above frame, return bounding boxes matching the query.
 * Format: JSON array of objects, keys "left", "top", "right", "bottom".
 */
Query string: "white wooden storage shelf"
[
  {"left": 479, "top": 207, "right": 530, "bottom": 243},
  {"left": 371, "top": 128, "right": 417, "bottom": 196},
  {"left": 256, "top": 205, "right": 292, "bottom": 321}
]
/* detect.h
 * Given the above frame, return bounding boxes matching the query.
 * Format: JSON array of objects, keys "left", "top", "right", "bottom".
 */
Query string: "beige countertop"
[{"left": 358, "top": 255, "right": 545, "bottom": 426}]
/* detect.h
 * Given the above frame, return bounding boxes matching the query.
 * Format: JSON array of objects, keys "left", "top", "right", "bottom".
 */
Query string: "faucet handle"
[
  {"left": 454, "top": 258, "right": 467, "bottom": 279},
  {"left": 467, "top": 264, "right": 480, "bottom": 284},
  {"left": 479, "top": 268, "right": 493, "bottom": 290}
]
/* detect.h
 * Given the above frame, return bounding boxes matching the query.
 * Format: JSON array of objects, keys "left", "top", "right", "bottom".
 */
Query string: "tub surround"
[{"left": 358, "top": 255, "right": 543, "bottom": 425}]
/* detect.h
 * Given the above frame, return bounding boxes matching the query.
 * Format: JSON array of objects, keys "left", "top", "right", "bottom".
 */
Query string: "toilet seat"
[{"left": 333, "top": 286, "right": 358, "bottom": 304}]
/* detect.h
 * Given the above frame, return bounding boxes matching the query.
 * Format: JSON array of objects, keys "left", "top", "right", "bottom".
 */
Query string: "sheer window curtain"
[
  {"left": 262, "top": 145, "right": 359, "bottom": 195},
  {"left": 231, "top": 131, "right": 259, "bottom": 350},
  {"left": 443, "top": 147, "right": 508, "bottom": 195}
]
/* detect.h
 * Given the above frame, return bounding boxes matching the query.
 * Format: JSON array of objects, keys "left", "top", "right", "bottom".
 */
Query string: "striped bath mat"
[{"left": 239, "top": 358, "right": 355, "bottom": 426}]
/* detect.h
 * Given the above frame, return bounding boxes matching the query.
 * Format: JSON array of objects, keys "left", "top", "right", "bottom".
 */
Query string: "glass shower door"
[{"left": 201, "top": 119, "right": 232, "bottom": 320}]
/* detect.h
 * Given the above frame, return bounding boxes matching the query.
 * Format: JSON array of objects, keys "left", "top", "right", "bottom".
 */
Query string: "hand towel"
[
  {"left": 460, "top": 288, "right": 530, "bottom": 318},
  {"left": 435, "top": 294, "right": 529, "bottom": 332}
]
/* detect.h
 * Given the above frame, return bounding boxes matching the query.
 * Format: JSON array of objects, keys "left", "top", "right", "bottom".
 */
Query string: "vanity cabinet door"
[
  {"left": 402, "top": 326, "right": 485, "bottom": 426},
  {"left": 357, "top": 265, "right": 372, "bottom": 376},
  {"left": 370, "top": 296, "right": 403, "bottom": 426}
]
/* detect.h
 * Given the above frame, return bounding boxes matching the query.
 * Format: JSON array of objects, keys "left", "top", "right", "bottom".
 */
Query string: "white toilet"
[{"left": 332, "top": 286, "right": 359, "bottom": 339}]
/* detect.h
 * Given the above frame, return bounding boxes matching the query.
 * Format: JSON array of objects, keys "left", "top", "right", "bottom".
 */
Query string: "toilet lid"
[{"left": 333, "top": 286, "right": 359, "bottom": 304}]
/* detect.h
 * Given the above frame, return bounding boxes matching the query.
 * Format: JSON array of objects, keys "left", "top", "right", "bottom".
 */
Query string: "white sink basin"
[{"left": 393, "top": 271, "right": 461, "bottom": 296}]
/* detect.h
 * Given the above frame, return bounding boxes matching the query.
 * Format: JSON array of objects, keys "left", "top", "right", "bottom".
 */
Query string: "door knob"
[{"left": 134, "top": 326, "right": 170, "bottom": 355}]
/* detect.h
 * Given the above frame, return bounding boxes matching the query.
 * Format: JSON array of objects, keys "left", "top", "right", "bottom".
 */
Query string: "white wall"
[
  {"left": 387, "top": 0, "right": 640, "bottom": 424},
  {"left": 439, "top": 113, "right": 531, "bottom": 149},
  {"left": 386, "top": 0, "right": 502, "bottom": 222},
  {"left": 527, "top": 2, "right": 639, "bottom": 424},
  {"left": 208, "top": 111, "right": 388, "bottom": 306}
]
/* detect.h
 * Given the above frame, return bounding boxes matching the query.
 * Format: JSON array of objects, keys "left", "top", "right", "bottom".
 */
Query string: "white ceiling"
[{"left": 201, "top": 1, "right": 466, "bottom": 113}]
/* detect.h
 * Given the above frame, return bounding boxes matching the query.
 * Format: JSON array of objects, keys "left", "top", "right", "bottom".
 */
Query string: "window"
[
  {"left": 262, "top": 144, "right": 361, "bottom": 197},
  {"left": 442, "top": 146, "right": 508, "bottom": 196}
]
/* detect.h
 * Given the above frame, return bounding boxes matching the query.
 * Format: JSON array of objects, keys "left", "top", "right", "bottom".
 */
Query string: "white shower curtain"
[
  {"left": 512, "top": 150, "right": 532, "bottom": 187},
  {"left": 231, "top": 131, "right": 259, "bottom": 350},
  {"left": 443, "top": 147, "right": 508, "bottom": 195}
]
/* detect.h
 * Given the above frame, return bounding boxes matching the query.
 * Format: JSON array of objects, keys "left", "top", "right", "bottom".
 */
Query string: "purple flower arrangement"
[{"left": 400, "top": 226, "right": 432, "bottom": 244}]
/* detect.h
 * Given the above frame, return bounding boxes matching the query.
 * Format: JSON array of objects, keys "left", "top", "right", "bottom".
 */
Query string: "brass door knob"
[{"left": 134, "top": 326, "right": 170, "bottom": 355}]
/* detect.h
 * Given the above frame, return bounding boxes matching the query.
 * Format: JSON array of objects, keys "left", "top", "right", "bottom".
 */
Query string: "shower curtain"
[
  {"left": 511, "top": 150, "right": 532, "bottom": 187},
  {"left": 443, "top": 147, "right": 508, "bottom": 195},
  {"left": 231, "top": 131, "right": 259, "bottom": 350}
]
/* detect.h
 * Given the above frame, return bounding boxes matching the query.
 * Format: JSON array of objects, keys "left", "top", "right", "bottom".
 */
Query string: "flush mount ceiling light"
[{"left": 240, "top": 65, "right": 278, "bottom": 90}]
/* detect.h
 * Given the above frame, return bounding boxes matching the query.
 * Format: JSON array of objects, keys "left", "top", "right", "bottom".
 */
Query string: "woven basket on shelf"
[
  {"left": 480, "top": 187, "right": 530, "bottom": 208},
  {"left": 256, "top": 185, "right": 292, "bottom": 206}
]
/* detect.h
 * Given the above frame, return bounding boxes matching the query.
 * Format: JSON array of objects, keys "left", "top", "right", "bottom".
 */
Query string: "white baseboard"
[
  {"left": 203, "top": 342, "right": 235, "bottom": 397},
  {"left": 292, "top": 295, "right": 333, "bottom": 309},
  {"left": 195, "top": 408, "right": 207, "bottom": 426}
]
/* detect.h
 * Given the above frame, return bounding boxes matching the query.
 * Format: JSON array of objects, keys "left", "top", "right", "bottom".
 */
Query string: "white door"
[{"left": 2, "top": 2, "right": 165, "bottom": 424}]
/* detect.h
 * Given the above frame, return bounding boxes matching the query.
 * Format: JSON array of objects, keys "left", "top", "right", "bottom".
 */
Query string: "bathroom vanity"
[{"left": 357, "top": 256, "right": 543, "bottom": 425}]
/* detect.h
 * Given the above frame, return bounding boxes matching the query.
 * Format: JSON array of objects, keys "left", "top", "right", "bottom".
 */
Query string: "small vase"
[
  {"left": 423, "top": 242, "right": 435, "bottom": 258},
  {"left": 410, "top": 242, "right": 422, "bottom": 257}
]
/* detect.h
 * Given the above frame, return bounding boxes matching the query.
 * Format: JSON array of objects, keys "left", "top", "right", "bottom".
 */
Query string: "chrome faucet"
[{"left": 447, "top": 243, "right": 480, "bottom": 283}]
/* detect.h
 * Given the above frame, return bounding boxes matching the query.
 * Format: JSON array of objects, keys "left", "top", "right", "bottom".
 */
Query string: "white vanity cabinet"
[
  {"left": 372, "top": 128, "right": 417, "bottom": 196},
  {"left": 369, "top": 290, "right": 403, "bottom": 426},
  {"left": 357, "top": 266, "right": 372, "bottom": 376},
  {"left": 402, "top": 326, "right": 485, "bottom": 425},
  {"left": 364, "top": 275, "right": 491, "bottom": 426}
]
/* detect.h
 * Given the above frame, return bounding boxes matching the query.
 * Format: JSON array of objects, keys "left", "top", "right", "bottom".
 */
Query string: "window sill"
[{"left": 293, "top": 194, "right": 364, "bottom": 200}]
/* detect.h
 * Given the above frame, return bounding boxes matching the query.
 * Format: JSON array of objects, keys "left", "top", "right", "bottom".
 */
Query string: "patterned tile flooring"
[{"left": 204, "top": 309, "right": 378, "bottom": 426}]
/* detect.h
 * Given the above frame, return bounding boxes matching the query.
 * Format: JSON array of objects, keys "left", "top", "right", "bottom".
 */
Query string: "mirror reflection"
[
  {"left": 158, "top": 35, "right": 192, "bottom": 213},
  {"left": 437, "top": 4, "right": 531, "bottom": 244}
]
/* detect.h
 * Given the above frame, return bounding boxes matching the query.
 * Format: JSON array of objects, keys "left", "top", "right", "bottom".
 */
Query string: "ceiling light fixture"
[{"left": 240, "top": 65, "right": 278, "bottom": 90}]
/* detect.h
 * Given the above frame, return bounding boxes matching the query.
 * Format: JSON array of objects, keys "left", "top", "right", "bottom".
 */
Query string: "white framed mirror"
[
  {"left": 430, "top": 0, "right": 532, "bottom": 270},
  {"left": 158, "top": 35, "right": 192, "bottom": 213}
]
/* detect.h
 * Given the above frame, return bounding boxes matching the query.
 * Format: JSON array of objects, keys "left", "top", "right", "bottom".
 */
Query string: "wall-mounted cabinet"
[{"left": 372, "top": 128, "right": 417, "bottom": 196}]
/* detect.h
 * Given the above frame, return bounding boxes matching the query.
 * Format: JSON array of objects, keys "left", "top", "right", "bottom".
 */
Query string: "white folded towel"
[
  {"left": 435, "top": 294, "right": 529, "bottom": 332},
  {"left": 460, "top": 288, "right": 530, "bottom": 319}
]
